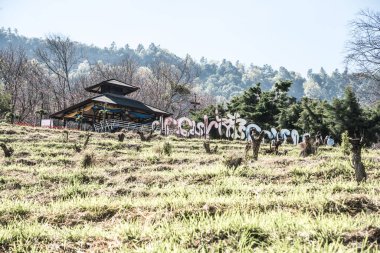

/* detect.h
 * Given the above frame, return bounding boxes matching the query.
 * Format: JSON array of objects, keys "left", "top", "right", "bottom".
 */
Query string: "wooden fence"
[{"left": 93, "top": 119, "right": 155, "bottom": 133}]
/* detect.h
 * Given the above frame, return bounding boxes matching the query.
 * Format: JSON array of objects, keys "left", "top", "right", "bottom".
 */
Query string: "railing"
[{"left": 93, "top": 119, "right": 156, "bottom": 133}]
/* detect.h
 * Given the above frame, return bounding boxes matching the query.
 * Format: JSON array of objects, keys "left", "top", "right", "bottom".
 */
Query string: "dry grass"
[{"left": 0, "top": 123, "right": 379, "bottom": 252}]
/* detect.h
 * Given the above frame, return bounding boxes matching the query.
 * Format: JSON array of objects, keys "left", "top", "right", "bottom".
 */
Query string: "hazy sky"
[{"left": 0, "top": 0, "right": 379, "bottom": 76}]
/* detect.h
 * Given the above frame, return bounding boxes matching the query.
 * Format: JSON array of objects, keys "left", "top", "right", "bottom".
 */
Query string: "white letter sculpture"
[{"left": 154, "top": 113, "right": 303, "bottom": 145}]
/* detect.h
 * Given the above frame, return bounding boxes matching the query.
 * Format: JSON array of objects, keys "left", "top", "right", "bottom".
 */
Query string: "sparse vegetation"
[
  {"left": 136, "top": 130, "right": 156, "bottom": 142},
  {"left": 153, "top": 141, "right": 173, "bottom": 156},
  {"left": 0, "top": 124, "right": 379, "bottom": 252},
  {"left": 162, "top": 141, "right": 172, "bottom": 156},
  {"left": 80, "top": 151, "right": 94, "bottom": 168},
  {"left": 83, "top": 132, "right": 92, "bottom": 149},
  {"left": 223, "top": 155, "right": 243, "bottom": 171},
  {"left": 203, "top": 141, "right": 218, "bottom": 154},
  {"left": 73, "top": 132, "right": 92, "bottom": 153}
]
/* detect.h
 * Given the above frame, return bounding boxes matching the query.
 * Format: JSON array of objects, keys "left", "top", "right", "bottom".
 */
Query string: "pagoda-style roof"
[
  {"left": 92, "top": 93, "right": 170, "bottom": 116},
  {"left": 50, "top": 93, "right": 171, "bottom": 119},
  {"left": 85, "top": 79, "right": 139, "bottom": 95}
]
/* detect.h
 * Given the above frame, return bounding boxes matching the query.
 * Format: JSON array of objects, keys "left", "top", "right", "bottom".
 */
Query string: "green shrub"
[
  {"left": 147, "top": 155, "right": 160, "bottom": 164},
  {"left": 153, "top": 142, "right": 173, "bottom": 156},
  {"left": 162, "top": 142, "right": 172, "bottom": 156}
]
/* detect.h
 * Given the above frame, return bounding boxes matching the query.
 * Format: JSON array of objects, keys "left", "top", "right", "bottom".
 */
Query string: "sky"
[{"left": 0, "top": 0, "right": 379, "bottom": 76}]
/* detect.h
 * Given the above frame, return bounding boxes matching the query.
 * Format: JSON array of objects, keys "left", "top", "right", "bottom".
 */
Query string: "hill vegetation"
[
  {"left": 0, "top": 28, "right": 377, "bottom": 118},
  {"left": 0, "top": 124, "right": 380, "bottom": 252}
]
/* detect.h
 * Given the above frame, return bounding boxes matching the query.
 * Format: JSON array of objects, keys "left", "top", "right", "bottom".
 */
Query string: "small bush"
[
  {"left": 153, "top": 142, "right": 173, "bottom": 156},
  {"left": 81, "top": 152, "right": 94, "bottom": 168},
  {"left": 147, "top": 155, "right": 160, "bottom": 164},
  {"left": 60, "top": 182, "right": 88, "bottom": 200},
  {"left": 163, "top": 142, "right": 172, "bottom": 156},
  {"left": 167, "top": 135, "right": 179, "bottom": 141},
  {"left": 223, "top": 154, "right": 243, "bottom": 170}
]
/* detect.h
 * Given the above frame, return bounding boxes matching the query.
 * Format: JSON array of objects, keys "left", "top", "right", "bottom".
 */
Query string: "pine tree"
[
  {"left": 278, "top": 103, "right": 302, "bottom": 129},
  {"left": 296, "top": 98, "right": 329, "bottom": 136},
  {"left": 325, "top": 86, "right": 364, "bottom": 140},
  {"left": 227, "top": 81, "right": 295, "bottom": 129}
]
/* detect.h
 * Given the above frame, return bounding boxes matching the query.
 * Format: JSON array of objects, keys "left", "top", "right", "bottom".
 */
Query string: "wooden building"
[{"left": 50, "top": 79, "right": 171, "bottom": 132}]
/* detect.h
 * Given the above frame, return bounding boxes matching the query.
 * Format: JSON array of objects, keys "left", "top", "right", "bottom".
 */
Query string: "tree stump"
[
  {"left": 245, "top": 142, "right": 251, "bottom": 159},
  {"left": 223, "top": 156, "right": 243, "bottom": 170},
  {"left": 63, "top": 130, "right": 69, "bottom": 143},
  {"left": 137, "top": 130, "right": 156, "bottom": 142},
  {"left": 250, "top": 130, "right": 265, "bottom": 161},
  {"left": 314, "top": 132, "right": 323, "bottom": 146},
  {"left": 83, "top": 133, "right": 92, "bottom": 150},
  {"left": 74, "top": 143, "right": 82, "bottom": 153},
  {"left": 0, "top": 143, "right": 14, "bottom": 157},
  {"left": 118, "top": 132, "right": 125, "bottom": 142},
  {"left": 203, "top": 141, "right": 218, "bottom": 154},
  {"left": 349, "top": 138, "right": 367, "bottom": 183},
  {"left": 273, "top": 139, "right": 283, "bottom": 154},
  {"left": 299, "top": 135, "right": 314, "bottom": 157}
]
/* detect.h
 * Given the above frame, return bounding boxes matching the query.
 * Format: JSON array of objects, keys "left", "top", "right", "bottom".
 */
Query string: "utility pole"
[{"left": 189, "top": 94, "right": 200, "bottom": 112}]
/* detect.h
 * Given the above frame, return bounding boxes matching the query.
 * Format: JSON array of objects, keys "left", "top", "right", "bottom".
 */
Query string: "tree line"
[
  {"left": 1, "top": 28, "right": 376, "bottom": 104},
  {"left": 191, "top": 80, "right": 380, "bottom": 145},
  {"left": 0, "top": 35, "right": 202, "bottom": 122},
  {"left": 0, "top": 9, "right": 379, "bottom": 132}
]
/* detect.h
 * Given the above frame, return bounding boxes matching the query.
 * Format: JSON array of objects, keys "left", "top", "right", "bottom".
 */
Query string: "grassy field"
[{"left": 0, "top": 123, "right": 379, "bottom": 252}]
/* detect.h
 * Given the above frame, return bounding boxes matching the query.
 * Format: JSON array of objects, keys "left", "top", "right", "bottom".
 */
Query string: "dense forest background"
[
  {"left": 0, "top": 27, "right": 376, "bottom": 105},
  {"left": 0, "top": 14, "right": 379, "bottom": 144}
]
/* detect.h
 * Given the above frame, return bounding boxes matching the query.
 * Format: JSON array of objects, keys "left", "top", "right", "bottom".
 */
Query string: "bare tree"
[
  {"left": 0, "top": 46, "right": 29, "bottom": 115},
  {"left": 136, "top": 55, "right": 197, "bottom": 117},
  {"left": 0, "top": 46, "right": 47, "bottom": 122},
  {"left": 90, "top": 55, "right": 139, "bottom": 85},
  {"left": 16, "top": 61, "right": 47, "bottom": 121},
  {"left": 345, "top": 10, "right": 380, "bottom": 102},
  {"left": 35, "top": 34, "right": 81, "bottom": 110}
]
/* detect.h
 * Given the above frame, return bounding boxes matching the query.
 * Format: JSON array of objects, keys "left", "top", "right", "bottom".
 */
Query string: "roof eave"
[{"left": 84, "top": 79, "right": 140, "bottom": 94}]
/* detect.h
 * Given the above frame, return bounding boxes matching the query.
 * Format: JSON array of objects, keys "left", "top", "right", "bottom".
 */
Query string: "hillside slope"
[
  {"left": 0, "top": 124, "right": 379, "bottom": 252},
  {"left": 1, "top": 28, "right": 365, "bottom": 102}
]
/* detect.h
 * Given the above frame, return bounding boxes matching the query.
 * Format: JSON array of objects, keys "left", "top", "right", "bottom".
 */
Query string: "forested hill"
[{"left": 0, "top": 27, "right": 371, "bottom": 102}]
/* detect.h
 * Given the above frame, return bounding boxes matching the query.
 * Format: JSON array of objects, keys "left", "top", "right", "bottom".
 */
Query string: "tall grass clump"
[
  {"left": 153, "top": 141, "right": 173, "bottom": 156},
  {"left": 163, "top": 141, "right": 172, "bottom": 156}
]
